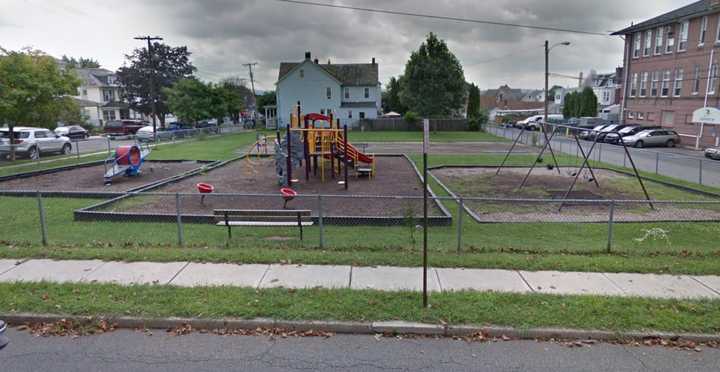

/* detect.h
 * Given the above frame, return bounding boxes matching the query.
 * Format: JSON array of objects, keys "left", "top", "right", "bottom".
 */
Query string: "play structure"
[
  {"left": 274, "top": 104, "right": 376, "bottom": 189},
  {"left": 495, "top": 122, "right": 654, "bottom": 210},
  {"left": 104, "top": 144, "right": 151, "bottom": 185}
]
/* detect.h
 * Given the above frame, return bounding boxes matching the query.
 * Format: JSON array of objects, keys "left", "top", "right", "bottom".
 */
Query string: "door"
[{"left": 33, "top": 130, "right": 52, "bottom": 152}]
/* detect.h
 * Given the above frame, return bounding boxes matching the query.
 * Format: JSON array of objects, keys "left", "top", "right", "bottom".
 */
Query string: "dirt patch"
[
  {"left": 0, "top": 161, "right": 203, "bottom": 193},
  {"left": 110, "top": 156, "right": 444, "bottom": 218},
  {"left": 361, "top": 142, "right": 536, "bottom": 155}
]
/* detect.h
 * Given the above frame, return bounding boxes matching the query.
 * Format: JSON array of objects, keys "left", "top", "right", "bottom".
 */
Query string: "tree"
[
  {"left": 116, "top": 42, "right": 195, "bottom": 127},
  {"left": 217, "top": 78, "right": 250, "bottom": 124},
  {"left": 562, "top": 88, "right": 598, "bottom": 118},
  {"left": 580, "top": 87, "right": 598, "bottom": 117},
  {"left": 400, "top": 33, "right": 466, "bottom": 118},
  {"left": 0, "top": 49, "right": 80, "bottom": 160},
  {"left": 382, "top": 76, "right": 407, "bottom": 114},
  {"left": 256, "top": 91, "right": 276, "bottom": 113},
  {"left": 60, "top": 55, "right": 101, "bottom": 68},
  {"left": 466, "top": 83, "right": 481, "bottom": 119},
  {"left": 164, "top": 78, "right": 213, "bottom": 125}
]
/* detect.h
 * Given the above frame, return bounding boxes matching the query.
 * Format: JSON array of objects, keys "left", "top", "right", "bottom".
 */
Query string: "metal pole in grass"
[
  {"left": 699, "top": 159, "right": 703, "bottom": 185},
  {"left": 655, "top": 152, "right": 660, "bottom": 174},
  {"left": 175, "top": 193, "right": 184, "bottom": 246},
  {"left": 607, "top": 200, "right": 615, "bottom": 253},
  {"left": 107, "top": 137, "right": 112, "bottom": 156},
  {"left": 422, "top": 118, "right": 429, "bottom": 308},
  {"left": 456, "top": 197, "right": 463, "bottom": 253},
  {"left": 75, "top": 140, "right": 80, "bottom": 160},
  {"left": 318, "top": 194, "right": 324, "bottom": 249},
  {"left": 36, "top": 191, "right": 48, "bottom": 246}
]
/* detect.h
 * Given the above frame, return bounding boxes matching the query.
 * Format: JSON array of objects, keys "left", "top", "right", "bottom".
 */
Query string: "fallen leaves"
[
  {"left": 22, "top": 318, "right": 117, "bottom": 337},
  {"left": 166, "top": 324, "right": 334, "bottom": 339}
]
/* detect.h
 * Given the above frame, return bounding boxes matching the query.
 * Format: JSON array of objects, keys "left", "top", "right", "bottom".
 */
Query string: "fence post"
[
  {"left": 699, "top": 159, "right": 703, "bottom": 185},
  {"left": 456, "top": 197, "right": 463, "bottom": 253},
  {"left": 75, "top": 140, "right": 80, "bottom": 160},
  {"left": 655, "top": 152, "right": 660, "bottom": 174},
  {"left": 107, "top": 137, "right": 112, "bottom": 156},
  {"left": 606, "top": 200, "right": 615, "bottom": 253},
  {"left": 318, "top": 195, "right": 324, "bottom": 249},
  {"left": 623, "top": 151, "right": 627, "bottom": 168},
  {"left": 175, "top": 193, "right": 184, "bottom": 246},
  {"left": 36, "top": 191, "right": 48, "bottom": 246}
]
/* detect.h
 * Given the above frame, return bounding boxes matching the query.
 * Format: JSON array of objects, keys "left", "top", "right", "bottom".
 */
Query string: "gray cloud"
[{"left": 0, "top": 0, "right": 689, "bottom": 90}]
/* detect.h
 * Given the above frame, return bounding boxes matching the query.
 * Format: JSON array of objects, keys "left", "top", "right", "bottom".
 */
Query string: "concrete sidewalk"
[{"left": 0, "top": 259, "right": 719, "bottom": 299}]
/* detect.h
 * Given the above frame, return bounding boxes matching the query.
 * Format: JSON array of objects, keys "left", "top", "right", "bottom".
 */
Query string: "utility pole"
[
  {"left": 244, "top": 62, "right": 258, "bottom": 124},
  {"left": 134, "top": 35, "right": 163, "bottom": 142},
  {"left": 545, "top": 40, "right": 549, "bottom": 126}
]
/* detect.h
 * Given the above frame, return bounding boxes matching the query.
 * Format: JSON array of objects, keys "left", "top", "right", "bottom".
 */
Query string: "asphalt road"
[
  {"left": 489, "top": 126, "right": 720, "bottom": 188},
  {"left": 2, "top": 329, "right": 719, "bottom": 371}
]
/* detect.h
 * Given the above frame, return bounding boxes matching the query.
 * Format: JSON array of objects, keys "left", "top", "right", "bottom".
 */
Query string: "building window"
[
  {"left": 633, "top": 32, "right": 641, "bottom": 58},
  {"left": 693, "top": 65, "right": 701, "bottom": 95},
  {"left": 81, "top": 89, "right": 88, "bottom": 97},
  {"left": 603, "top": 91, "right": 610, "bottom": 102},
  {"left": 709, "top": 63, "right": 719, "bottom": 95},
  {"left": 673, "top": 68, "right": 683, "bottom": 97},
  {"left": 628, "top": 112, "right": 635, "bottom": 119},
  {"left": 299, "top": 69, "right": 304, "bottom": 78},
  {"left": 640, "top": 72, "right": 648, "bottom": 97},
  {"left": 638, "top": 112, "right": 645, "bottom": 120},
  {"left": 102, "top": 89, "right": 114, "bottom": 102},
  {"left": 655, "top": 27, "right": 664, "bottom": 54},
  {"left": 102, "top": 110, "right": 115, "bottom": 122},
  {"left": 348, "top": 110, "right": 352, "bottom": 119},
  {"left": 644, "top": 30, "right": 652, "bottom": 56},
  {"left": 364, "top": 87, "right": 370, "bottom": 99},
  {"left": 716, "top": 15, "right": 720, "bottom": 42},
  {"left": 677, "top": 21, "right": 689, "bottom": 51},
  {"left": 320, "top": 109, "right": 325, "bottom": 115},
  {"left": 326, "top": 87, "right": 332, "bottom": 99},
  {"left": 344, "top": 87, "right": 350, "bottom": 99},
  {"left": 359, "top": 112, "right": 366, "bottom": 119},
  {"left": 661, "top": 70, "right": 671, "bottom": 97},
  {"left": 630, "top": 73, "right": 638, "bottom": 96},
  {"left": 700, "top": 16, "right": 708, "bottom": 46},
  {"left": 666, "top": 25, "right": 675, "bottom": 53},
  {"left": 651, "top": 71, "right": 659, "bottom": 96}
]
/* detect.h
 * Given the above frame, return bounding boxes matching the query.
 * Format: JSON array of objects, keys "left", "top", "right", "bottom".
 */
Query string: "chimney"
[
  {"left": 314, "top": 58, "right": 319, "bottom": 64},
  {"left": 371, "top": 57, "right": 376, "bottom": 65},
  {"left": 305, "top": 51, "right": 311, "bottom": 60}
]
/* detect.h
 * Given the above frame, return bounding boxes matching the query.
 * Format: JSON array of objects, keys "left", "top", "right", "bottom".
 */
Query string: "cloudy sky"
[{"left": 0, "top": 0, "right": 686, "bottom": 91}]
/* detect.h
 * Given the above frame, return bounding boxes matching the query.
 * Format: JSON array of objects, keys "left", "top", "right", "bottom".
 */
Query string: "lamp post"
[{"left": 544, "top": 41, "right": 571, "bottom": 125}]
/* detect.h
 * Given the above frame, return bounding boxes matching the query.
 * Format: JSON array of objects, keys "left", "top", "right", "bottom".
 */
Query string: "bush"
[
  {"left": 468, "top": 117, "right": 480, "bottom": 131},
  {"left": 403, "top": 111, "right": 421, "bottom": 130}
]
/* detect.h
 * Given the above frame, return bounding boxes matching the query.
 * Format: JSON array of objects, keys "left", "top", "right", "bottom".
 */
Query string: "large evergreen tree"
[
  {"left": 382, "top": 76, "right": 407, "bottom": 114},
  {"left": 400, "top": 33, "right": 466, "bottom": 118},
  {"left": 117, "top": 42, "right": 196, "bottom": 126}
]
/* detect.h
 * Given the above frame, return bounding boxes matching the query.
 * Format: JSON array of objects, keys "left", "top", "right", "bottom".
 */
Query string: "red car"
[{"left": 104, "top": 120, "right": 147, "bottom": 136}]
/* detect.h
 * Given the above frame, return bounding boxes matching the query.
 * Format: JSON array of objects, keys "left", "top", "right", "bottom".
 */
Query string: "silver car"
[
  {"left": 705, "top": 147, "right": 720, "bottom": 160},
  {"left": 0, "top": 126, "right": 73, "bottom": 159},
  {"left": 622, "top": 129, "right": 681, "bottom": 148}
]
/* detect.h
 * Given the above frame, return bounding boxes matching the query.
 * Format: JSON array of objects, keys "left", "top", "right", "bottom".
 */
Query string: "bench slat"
[
  {"left": 214, "top": 216, "right": 313, "bottom": 222},
  {"left": 213, "top": 209, "right": 312, "bottom": 217},
  {"left": 215, "top": 221, "right": 314, "bottom": 227}
]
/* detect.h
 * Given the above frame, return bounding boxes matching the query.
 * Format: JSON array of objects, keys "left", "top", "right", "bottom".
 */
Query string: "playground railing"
[{"left": 4, "top": 191, "right": 720, "bottom": 259}]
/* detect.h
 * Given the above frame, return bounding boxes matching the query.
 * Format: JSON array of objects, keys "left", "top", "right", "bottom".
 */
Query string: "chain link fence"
[{"left": 2, "top": 192, "right": 719, "bottom": 259}]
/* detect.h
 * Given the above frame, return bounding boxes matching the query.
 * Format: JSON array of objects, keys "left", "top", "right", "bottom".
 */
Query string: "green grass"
[
  {"left": 147, "top": 131, "right": 260, "bottom": 161},
  {"left": 2, "top": 282, "right": 719, "bottom": 333},
  {"left": 0, "top": 154, "right": 107, "bottom": 178},
  {"left": 346, "top": 131, "right": 507, "bottom": 143}
]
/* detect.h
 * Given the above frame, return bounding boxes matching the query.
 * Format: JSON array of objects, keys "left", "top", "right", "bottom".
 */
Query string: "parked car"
[
  {"left": 578, "top": 124, "right": 610, "bottom": 140},
  {"left": 136, "top": 125, "right": 176, "bottom": 142},
  {"left": 515, "top": 115, "right": 543, "bottom": 130},
  {"left": 0, "top": 319, "right": 8, "bottom": 350},
  {"left": 104, "top": 120, "right": 147, "bottom": 137},
  {"left": 604, "top": 125, "right": 660, "bottom": 145},
  {"left": 196, "top": 120, "right": 220, "bottom": 133},
  {"left": 596, "top": 124, "right": 634, "bottom": 143},
  {"left": 54, "top": 125, "right": 89, "bottom": 140},
  {"left": 705, "top": 147, "right": 720, "bottom": 160},
  {"left": 622, "top": 129, "right": 681, "bottom": 148},
  {"left": 0, "top": 127, "right": 72, "bottom": 159}
]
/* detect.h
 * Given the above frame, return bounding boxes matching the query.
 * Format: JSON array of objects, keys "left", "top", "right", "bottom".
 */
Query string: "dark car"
[
  {"left": 103, "top": 120, "right": 147, "bottom": 137},
  {"left": 597, "top": 124, "right": 634, "bottom": 143},
  {"left": 578, "top": 124, "right": 610, "bottom": 140},
  {"left": 605, "top": 125, "right": 661, "bottom": 145},
  {"left": 196, "top": 120, "right": 220, "bottom": 133},
  {"left": 54, "top": 125, "right": 89, "bottom": 140}
]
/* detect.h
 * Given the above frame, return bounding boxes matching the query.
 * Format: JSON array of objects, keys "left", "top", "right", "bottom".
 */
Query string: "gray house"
[{"left": 276, "top": 52, "right": 381, "bottom": 128}]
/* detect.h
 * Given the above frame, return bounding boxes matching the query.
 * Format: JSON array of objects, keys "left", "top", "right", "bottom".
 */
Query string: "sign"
[
  {"left": 692, "top": 107, "right": 720, "bottom": 124},
  {"left": 423, "top": 119, "right": 430, "bottom": 153}
]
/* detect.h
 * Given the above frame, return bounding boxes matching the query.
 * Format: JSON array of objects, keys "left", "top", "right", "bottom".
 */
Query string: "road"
[
  {"left": 0, "top": 136, "right": 135, "bottom": 165},
  {"left": 2, "top": 328, "right": 719, "bottom": 371},
  {"left": 488, "top": 126, "right": 720, "bottom": 188}
]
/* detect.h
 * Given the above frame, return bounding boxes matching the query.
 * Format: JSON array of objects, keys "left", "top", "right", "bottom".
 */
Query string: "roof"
[
  {"left": 278, "top": 60, "right": 379, "bottom": 86},
  {"left": 74, "top": 68, "right": 117, "bottom": 87},
  {"left": 340, "top": 102, "right": 377, "bottom": 108},
  {"left": 612, "top": 0, "right": 713, "bottom": 35},
  {"left": 72, "top": 97, "right": 100, "bottom": 107}
]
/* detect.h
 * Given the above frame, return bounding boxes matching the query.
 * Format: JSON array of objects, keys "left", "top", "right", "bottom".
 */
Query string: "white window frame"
[
  {"left": 673, "top": 68, "right": 683, "bottom": 97},
  {"left": 628, "top": 111, "right": 635, "bottom": 119},
  {"left": 364, "top": 87, "right": 370, "bottom": 99},
  {"left": 344, "top": 87, "right": 350, "bottom": 99},
  {"left": 709, "top": 63, "right": 719, "bottom": 95},
  {"left": 640, "top": 72, "right": 649, "bottom": 97},
  {"left": 693, "top": 65, "right": 701, "bottom": 95},
  {"left": 677, "top": 20, "right": 689, "bottom": 51},
  {"left": 326, "top": 87, "right": 332, "bottom": 100},
  {"left": 666, "top": 25, "right": 675, "bottom": 53},
  {"left": 700, "top": 16, "right": 708, "bottom": 46},
  {"left": 299, "top": 69, "right": 304, "bottom": 78},
  {"left": 630, "top": 72, "right": 639, "bottom": 97},
  {"left": 716, "top": 15, "right": 720, "bottom": 43},
  {"left": 655, "top": 27, "right": 664, "bottom": 55},
  {"left": 661, "top": 70, "right": 671, "bottom": 97},
  {"left": 633, "top": 32, "right": 642, "bottom": 58},
  {"left": 644, "top": 30, "right": 652, "bottom": 56},
  {"left": 348, "top": 110, "right": 353, "bottom": 119},
  {"left": 651, "top": 71, "right": 659, "bottom": 97},
  {"left": 638, "top": 112, "right": 645, "bottom": 120}
]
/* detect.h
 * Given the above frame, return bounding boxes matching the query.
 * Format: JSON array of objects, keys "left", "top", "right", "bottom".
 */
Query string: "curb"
[{"left": 3, "top": 313, "right": 720, "bottom": 343}]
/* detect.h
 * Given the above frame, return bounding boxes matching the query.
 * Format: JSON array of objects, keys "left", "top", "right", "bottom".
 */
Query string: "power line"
[{"left": 274, "top": 0, "right": 608, "bottom": 37}]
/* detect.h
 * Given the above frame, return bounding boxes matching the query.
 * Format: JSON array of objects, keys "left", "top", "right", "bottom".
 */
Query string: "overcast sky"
[{"left": 0, "top": 0, "right": 688, "bottom": 91}]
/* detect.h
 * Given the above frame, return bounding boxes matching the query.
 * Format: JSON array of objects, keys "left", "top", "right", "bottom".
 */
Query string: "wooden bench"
[{"left": 213, "top": 209, "right": 313, "bottom": 241}]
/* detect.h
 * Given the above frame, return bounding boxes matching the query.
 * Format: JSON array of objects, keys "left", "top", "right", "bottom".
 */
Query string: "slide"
[{"left": 335, "top": 135, "right": 374, "bottom": 164}]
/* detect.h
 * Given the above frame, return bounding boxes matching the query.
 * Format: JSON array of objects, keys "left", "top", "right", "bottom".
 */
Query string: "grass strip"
[{"left": 1, "top": 282, "right": 719, "bottom": 334}]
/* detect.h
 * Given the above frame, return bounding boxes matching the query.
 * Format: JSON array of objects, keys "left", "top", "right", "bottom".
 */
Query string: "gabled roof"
[
  {"left": 278, "top": 60, "right": 379, "bottom": 87},
  {"left": 74, "top": 68, "right": 116, "bottom": 87},
  {"left": 612, "top": 0, "right": 712, "bottom": 35}
]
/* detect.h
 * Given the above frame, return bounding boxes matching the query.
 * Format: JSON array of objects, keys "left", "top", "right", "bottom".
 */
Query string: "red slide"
[{"left": 336, "top": 135, "right": 374, "bottom": 164}]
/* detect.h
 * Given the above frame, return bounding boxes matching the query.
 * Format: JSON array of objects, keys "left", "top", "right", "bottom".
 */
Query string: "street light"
[{"left": 545, "top": 40, "right": 571, "bottom": 126}]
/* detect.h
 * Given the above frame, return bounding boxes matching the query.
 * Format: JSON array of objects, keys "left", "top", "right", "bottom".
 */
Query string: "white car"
[
  {"left": 0, "top": 127, "right": 72, "bottom": 159},
  {"left": 135, "top": 125, "right": 175, "bottom": 142}
]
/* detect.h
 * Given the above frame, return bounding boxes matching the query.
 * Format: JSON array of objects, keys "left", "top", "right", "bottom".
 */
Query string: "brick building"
[{"left": 613, "top": 0, "right": 720, "bottom": 147}]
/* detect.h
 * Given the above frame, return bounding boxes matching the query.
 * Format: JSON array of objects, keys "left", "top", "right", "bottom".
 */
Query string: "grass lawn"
[
  {"left": 0, "top": 154, "right": 107, "bottom": 178},
  {"left": 147, "top": 131, "right": 260, "bottom": 161},
  {"left": 345, "top": 131, "right": 507, "bottom": 143},
  {"left": 2, "top": 282, "right": 719, "bottom": 334}
]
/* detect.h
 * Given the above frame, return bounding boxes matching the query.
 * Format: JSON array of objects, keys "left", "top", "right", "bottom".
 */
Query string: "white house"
[
  {"left": 276, "top": 52, "right": 381, "bottom": 128},
  {"left": 72, "top": 68, "right": 143, "bottom": 127}
]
